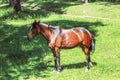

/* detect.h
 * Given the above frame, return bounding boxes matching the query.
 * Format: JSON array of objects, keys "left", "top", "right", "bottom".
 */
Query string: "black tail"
[{"left": 89, "top": 38, "right": 96, "bottom": 52}]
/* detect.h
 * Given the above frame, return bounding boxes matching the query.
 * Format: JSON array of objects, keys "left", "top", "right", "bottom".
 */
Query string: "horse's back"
[
  {"left": 62, "top": 27, "right": 92, "bottom": 47},
  {"left": 54, "top": 27, "right": 92, "bottom": 48},
  {"left": 59, "top": 28, "right": 83, "bottom": 48}
]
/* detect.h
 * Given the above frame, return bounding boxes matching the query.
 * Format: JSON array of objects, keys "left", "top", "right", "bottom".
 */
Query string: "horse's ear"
[
  {"left": 32, "top": 20, "right": 37, "bottom": 27},
  {"left": 34, "top": 20, "right": 37, "bottom": 23},
  {"left": 38, "top": 20, "right": 40, "bottom": 23}
]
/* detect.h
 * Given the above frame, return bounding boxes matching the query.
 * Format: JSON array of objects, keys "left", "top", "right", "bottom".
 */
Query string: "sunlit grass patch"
[{"left": 0, "top": 1, "right": 120, "bottom": 80}]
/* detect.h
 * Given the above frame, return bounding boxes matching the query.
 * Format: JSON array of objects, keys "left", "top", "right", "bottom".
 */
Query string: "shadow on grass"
[
  {"left": 94, "top": 1, "right": 120, "bottom": 6},
  {"left": 39, "top": 0, "right": 80, "bottom": 14},
  {"left": 21, "top": 0, "right": 80, "bottom": 14},
  {"left": 45, "top": 20, "right": 105, "bottom": 36},
  {"left": 0, "top": 9, "right": 49, "bottom": 20},
  {"left": 0, "top": 22, "right": 51, "bottom": 80},
  {"left": 0, "top": 0, "right": 80, "bottom": 20},
  {"left": 0, "top": 18, "right": 105, "bottom": 79},
  {"left": 62, "top": 62, "right": 97, "bottom": 70},
  {"left": 48, "top": 61, "right": 97, "bottom": 72},
  {"left": 0, "top": 1, "right": 106, "bottom": 78}
]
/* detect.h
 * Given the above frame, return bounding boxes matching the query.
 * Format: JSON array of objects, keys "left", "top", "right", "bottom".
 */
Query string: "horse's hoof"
[
  {"left": 53, "top": 67, "right": 57, "bottom": 72},
  {"left": 57, "top": 70, "right": 61, "bottom": 74},
  {"left": 85, "top": 68, "right": 89, "bottom": 72},
  {"left": 90, "top": 62, "right": 93, "bottom": 66},
  {"left": 57, "top": 71, "right": 61, "bottom": 74}
]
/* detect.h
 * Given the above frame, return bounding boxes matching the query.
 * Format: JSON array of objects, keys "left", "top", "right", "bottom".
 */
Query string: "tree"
[
  {"left": 9, "top": 0, "right": 13, "bottom": 6},
  {"left": 81, "top": 0, "right": 88, "bottom": 4},
  {"left": 8, "top": 0, "right": 21, "bottom": 12},
  {"left": 13, "top": 0, "right": 21, "bottom": 12},
  {"left": 2, "top": 0, "right": 9, "bottom": 3}
]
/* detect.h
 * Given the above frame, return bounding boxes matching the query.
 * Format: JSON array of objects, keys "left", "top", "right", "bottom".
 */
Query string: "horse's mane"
[
  {"left": 48, "top": 25, "right": 59, "bottom": 30},
  {"left": 48, "top": 25, "right": 61, "bottom": 34},
  {"left": 37, "top": 21, "right": 61, "bottom": 33}
]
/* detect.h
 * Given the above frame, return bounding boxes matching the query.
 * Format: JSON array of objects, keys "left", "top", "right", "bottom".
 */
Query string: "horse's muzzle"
[{"left": 27, "top": 35, "right": 32, "bottom": 41}]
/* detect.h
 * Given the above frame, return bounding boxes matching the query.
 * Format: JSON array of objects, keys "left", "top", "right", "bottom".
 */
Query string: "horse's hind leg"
[{"left": 82, "top": 46, "right": 91, "bottom": 71}]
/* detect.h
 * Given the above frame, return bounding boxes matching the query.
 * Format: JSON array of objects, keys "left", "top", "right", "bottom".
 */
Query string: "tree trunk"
[
  {"left": 9, "top": 0, "right": 13, "bottom": 6},
  {"left": 2, "top": 0, "right": 9, "bottom": 3},
  {"left": 81, "top": 0, "right": 88, "bottom": 4},
  {"left": 14, "top": 0, "right": 21, "bottom": 12},
  {"left": 9, "top": 0, "right": 21, "bottom": 12}
]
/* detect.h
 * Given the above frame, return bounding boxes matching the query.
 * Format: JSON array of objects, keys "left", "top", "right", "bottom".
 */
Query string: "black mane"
[
  {"left": 48, "top": 25, "right": 61, "bottom": 33},
  {"left": 48, "top": 25, "right": 60, "bottom": 30}
]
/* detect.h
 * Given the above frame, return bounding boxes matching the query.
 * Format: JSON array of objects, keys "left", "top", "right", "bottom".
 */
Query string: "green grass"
[
  {"left": 0, "top": 1, "right": 120, "bottom": 80},
  {"left": 65, "top": 2, "right": 120, "bottom": 19}
]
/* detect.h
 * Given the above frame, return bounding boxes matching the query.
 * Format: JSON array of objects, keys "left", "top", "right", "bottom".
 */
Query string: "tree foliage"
[
  {"left": 89, "top": 0, "right": 120, "bottom": 2},
  {"left": 2, "top": 0, "right": 21, "bottom": 13}
]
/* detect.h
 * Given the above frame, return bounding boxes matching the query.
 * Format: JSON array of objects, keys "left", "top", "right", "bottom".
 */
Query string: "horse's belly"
[
  {"left": 61, "top": 39, "right": 81, "bottom": 48},
  {"left": 60, "top": 31, "right": 82, "bottom": 48}
]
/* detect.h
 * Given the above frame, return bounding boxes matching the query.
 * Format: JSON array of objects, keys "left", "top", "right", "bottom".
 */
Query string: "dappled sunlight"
[
  {"left": 44, "top": 19, "right": 106, "bottom": 37},
  {"left": 0, "top": 22, "right": 51, "bottom": 79},
  {"left": 0, "top": 14, "right": 105, "bottom": 80},
  {"left": 22, "top": 0, "right": 80, "bottom": 14},
  {"left": 0, "top": 0, "right": 120, "bottom": 80}
]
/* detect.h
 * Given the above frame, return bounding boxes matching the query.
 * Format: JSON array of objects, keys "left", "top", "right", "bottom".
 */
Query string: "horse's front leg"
[
  {"left": 52, "top": 49, "right": 57, "bottom": 71},
  {"left": 54, "top": 47, "right": 62, "bottom": 73}
]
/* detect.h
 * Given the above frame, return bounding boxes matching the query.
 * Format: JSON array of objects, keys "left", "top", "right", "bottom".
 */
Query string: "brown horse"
[{"left": 27, "top": 21, "right": 95, "bottom": 73}]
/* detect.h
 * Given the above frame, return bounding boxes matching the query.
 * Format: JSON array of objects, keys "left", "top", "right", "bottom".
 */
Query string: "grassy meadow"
[{"left": 0, "top": 1, "right": 120, "bottom": 80}]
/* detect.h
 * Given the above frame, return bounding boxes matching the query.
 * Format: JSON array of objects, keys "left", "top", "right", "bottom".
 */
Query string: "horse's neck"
[
  {"left": 40, "top": 26, "right": 52, "bottom": 41},
  {"left": 49, "top": 28, "right": 61, "bottom": 44}
]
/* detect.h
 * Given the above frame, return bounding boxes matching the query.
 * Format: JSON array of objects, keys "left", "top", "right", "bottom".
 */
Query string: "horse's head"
[
  {"left": 27, "top": 20, "right": 40, "bottom": 41},
  {"left": 27, "top": 20, "right": 53, "bottom": 41}
]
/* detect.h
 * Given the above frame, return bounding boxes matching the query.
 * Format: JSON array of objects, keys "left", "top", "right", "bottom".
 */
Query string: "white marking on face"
[{"left": 29, "top": 26, "right": 33, "bottom": 32}]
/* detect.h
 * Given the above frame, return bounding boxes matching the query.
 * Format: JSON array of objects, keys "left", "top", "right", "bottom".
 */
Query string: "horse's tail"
[{"left": 89, "top": 38, "right": 96, "bottom": 53}]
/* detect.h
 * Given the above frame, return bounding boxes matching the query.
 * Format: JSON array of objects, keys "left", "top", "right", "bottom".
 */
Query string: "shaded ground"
[{"left": 0, "top": 1, "right": 107, "bottom": 80}]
